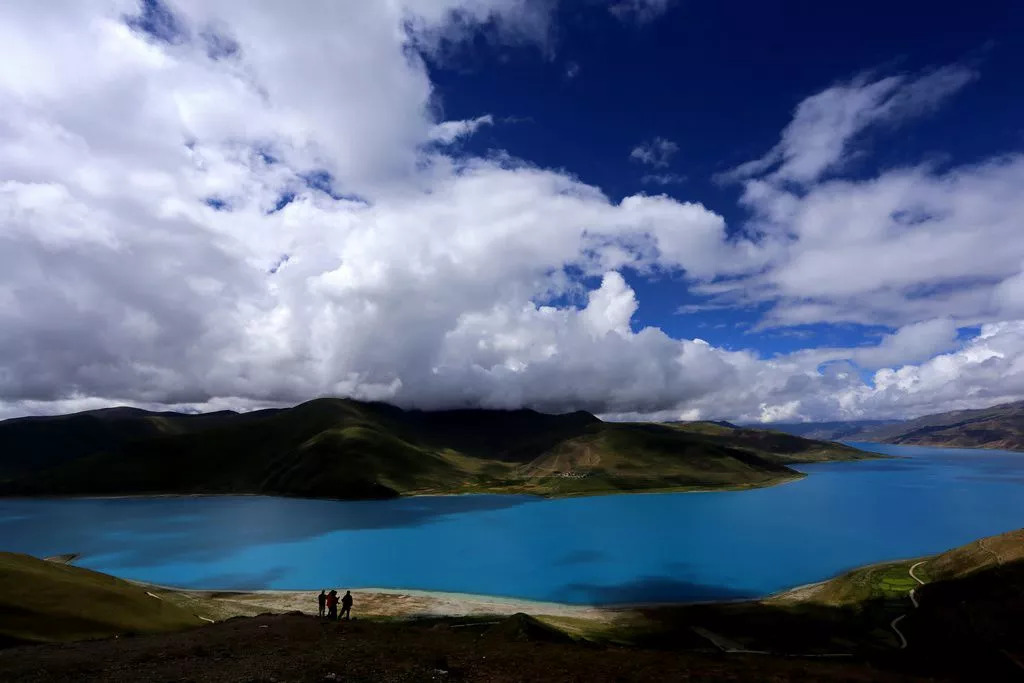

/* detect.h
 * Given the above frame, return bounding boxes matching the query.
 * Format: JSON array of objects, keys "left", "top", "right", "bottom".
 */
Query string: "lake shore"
[
  {"left": 137, "top": 579, "right": 802, "bottom": 625},
  {"left": 170, "top": 585, "right": 618, "bottom": 622},
  {"left": 2, "top": 473, "right": 808, "bottom": 503}
]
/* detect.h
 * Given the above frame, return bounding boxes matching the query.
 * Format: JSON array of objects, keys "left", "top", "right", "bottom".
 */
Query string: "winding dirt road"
[{"left": 890, "top": 561, "right": 927, "bottom": 649}]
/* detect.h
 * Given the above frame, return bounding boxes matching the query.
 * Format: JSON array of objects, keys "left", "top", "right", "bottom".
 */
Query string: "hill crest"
[{"left": 0, "top": 398, "right": 868, "bottom": 500}]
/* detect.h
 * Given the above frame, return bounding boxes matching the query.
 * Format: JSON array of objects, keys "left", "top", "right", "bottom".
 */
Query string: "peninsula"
[{"left": 0, "top": 398, "right": 871, "bottom": 500}]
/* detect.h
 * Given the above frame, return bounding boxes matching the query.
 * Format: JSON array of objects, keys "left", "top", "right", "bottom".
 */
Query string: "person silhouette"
[
  {"left": 317, "top": 589, "right": 326, "bottom": 618},
  {"left": 340, "top": 590, "right": 353, "bottom": 620},
  {"left": 326, "top": 589, "right": 339, "bottom": 620}
]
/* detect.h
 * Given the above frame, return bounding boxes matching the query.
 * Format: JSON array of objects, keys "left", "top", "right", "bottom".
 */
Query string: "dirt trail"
[{"left": 891, "top": 561, "right": 927, "bottom": 649}]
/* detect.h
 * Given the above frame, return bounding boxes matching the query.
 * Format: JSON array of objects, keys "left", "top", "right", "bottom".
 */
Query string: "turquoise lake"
[{"left": 1, "top": 442, "right": 1022, "bottom": 605}]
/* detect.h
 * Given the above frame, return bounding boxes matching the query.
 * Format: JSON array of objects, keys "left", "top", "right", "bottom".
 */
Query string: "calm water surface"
[{"left": 1, "top": 442, "right": 1022, "bottom": 604}]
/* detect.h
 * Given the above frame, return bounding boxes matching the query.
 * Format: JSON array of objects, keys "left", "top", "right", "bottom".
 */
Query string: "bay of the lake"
[{"left": 1, "top": 442, "right": 1022, "bottom": 605}]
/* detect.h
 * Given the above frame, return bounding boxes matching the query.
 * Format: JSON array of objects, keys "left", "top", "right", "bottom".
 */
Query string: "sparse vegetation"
[{"left": 0, "top": 553, "right": 209, "bottom": 645}]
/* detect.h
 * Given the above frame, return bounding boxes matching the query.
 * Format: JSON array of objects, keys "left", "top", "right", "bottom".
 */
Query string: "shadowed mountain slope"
[
  {"left": 763, "top": 399, "right": 1024, "bottom": 452},
  {"left": 0, "top": 399, "right": 869, "bottom": 500},
  {"left": 860, "top": 400, "right": 1024, "bottom": 451}
]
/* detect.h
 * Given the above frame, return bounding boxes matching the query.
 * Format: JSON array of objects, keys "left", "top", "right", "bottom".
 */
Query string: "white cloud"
[
  {"left": 722, "top": 65, "right": 977, "bottom": 185},
  {"left": 428, "top": 114, "right": 495, "bottom": 144},
  {"left": 708, "top": 154, "right": 1024, "bottom": 331},
  {"left": 690, "top": 62, "right": 1022, "bottom": 341},
  {"left": 609, "top": 0, "right": 674, "bottom": 24},
  {"left": 992, "top": 262, "right": 1024, "bottom": 317},
  {"left": 778, "top": 318, "right": 963, "bottom": 371},
  {"left": 851, "top": 318, "right": 959, "bottom": 369},
  {"left": 0, "top": 0, "right": 754, "bottom": 419},
  {"left": 0, "top": 4, "right": 1022, "bottom": 425},
  {"left": 402, "top": 0, "right": 558, "bottom": 58},
  {"left": 630, "top": 137, "right": 678, "bottom": 167},
  {"left": 858, "top": 321, "right": 1024, "bottom": 417}
]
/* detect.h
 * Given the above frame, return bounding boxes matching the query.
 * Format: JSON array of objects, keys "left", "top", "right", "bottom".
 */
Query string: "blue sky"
[
  {"left": 2, "top": 0, "right": 1024, "bottom": 422},
  {"left": 426, "top": 0, "right": 1023, "bottom": 354}
]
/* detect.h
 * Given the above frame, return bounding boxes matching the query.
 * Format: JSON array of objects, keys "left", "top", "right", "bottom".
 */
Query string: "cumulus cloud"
[
  {"left": 0, "top": 0, "right": 754, "bottom": 420},
  {"left": 630, "top": 137, "right": 679, "bottom": 167},
  {"left": 706, "top": 152, "right": 1024, "bottom": 331},
  {"left": 0, "top": 3, "right": 1022, "bottom": 425}
]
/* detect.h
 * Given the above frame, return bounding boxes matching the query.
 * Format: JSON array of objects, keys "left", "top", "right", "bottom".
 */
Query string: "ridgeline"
[
  {"left": 766, "top": 399, "right": 1024, "bottom": 452},
  {"left": 0, "top": 398, "right": 871, "bottom": 500}
]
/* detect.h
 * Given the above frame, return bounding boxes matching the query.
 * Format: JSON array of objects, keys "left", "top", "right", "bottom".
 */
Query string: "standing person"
[
  {"left": 326, "top": 589, "right": 339, "bottom": 620},
  {"left": 317, "top": 589, "right": 327, "bottom": 618},
  {"left": 340, "top": 590, "right": 353, "bottom": 621}
]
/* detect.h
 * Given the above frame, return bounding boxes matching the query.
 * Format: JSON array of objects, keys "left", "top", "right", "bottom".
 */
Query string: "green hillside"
[
  {"left": 0, "top": 554, "right": 209, "bottom": 645},
  {"left": 773, "top": 528, "right": 1024, "bottom": 608},
  {"left": 0, "top": 398, "right": 871, "bottom": 500}
]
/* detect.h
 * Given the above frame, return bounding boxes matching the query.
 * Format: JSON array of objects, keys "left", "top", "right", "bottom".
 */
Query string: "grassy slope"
[
  {"left": 772, "top": 528, "right": 1024, "bottom": 609},
  {"left": 504, "top": 422, "right": 857, "bottom": 497},
  {"left": 0, "top": 399, "right": 872, "bottom": 500},
  {"left": 0, "top": 553, "right": 209, "bottom": 645}
]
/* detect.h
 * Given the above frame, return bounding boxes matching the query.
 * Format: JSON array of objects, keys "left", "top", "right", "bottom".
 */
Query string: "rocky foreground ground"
[{"left": 0, "top": 612, "right": 934, "bottom": 683}]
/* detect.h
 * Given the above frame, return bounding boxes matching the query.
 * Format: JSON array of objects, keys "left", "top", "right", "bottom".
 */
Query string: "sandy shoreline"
[
  {"left": 174, "top": 586, "right": 616, "bottom": 621},
  {"left": 39, "top": 552, "right": 616, "bottom": 621},
  {"left": 140, "top": 581, "right": 788, "bottom": 626}
]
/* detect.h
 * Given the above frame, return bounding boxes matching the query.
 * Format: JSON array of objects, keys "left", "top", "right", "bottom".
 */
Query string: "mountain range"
[
  {"left": 0, "top": 398, "right": 869, "bottom": 500},
  {"left": 763, "top": 400, "right": 1024, "bottom": 452}
]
